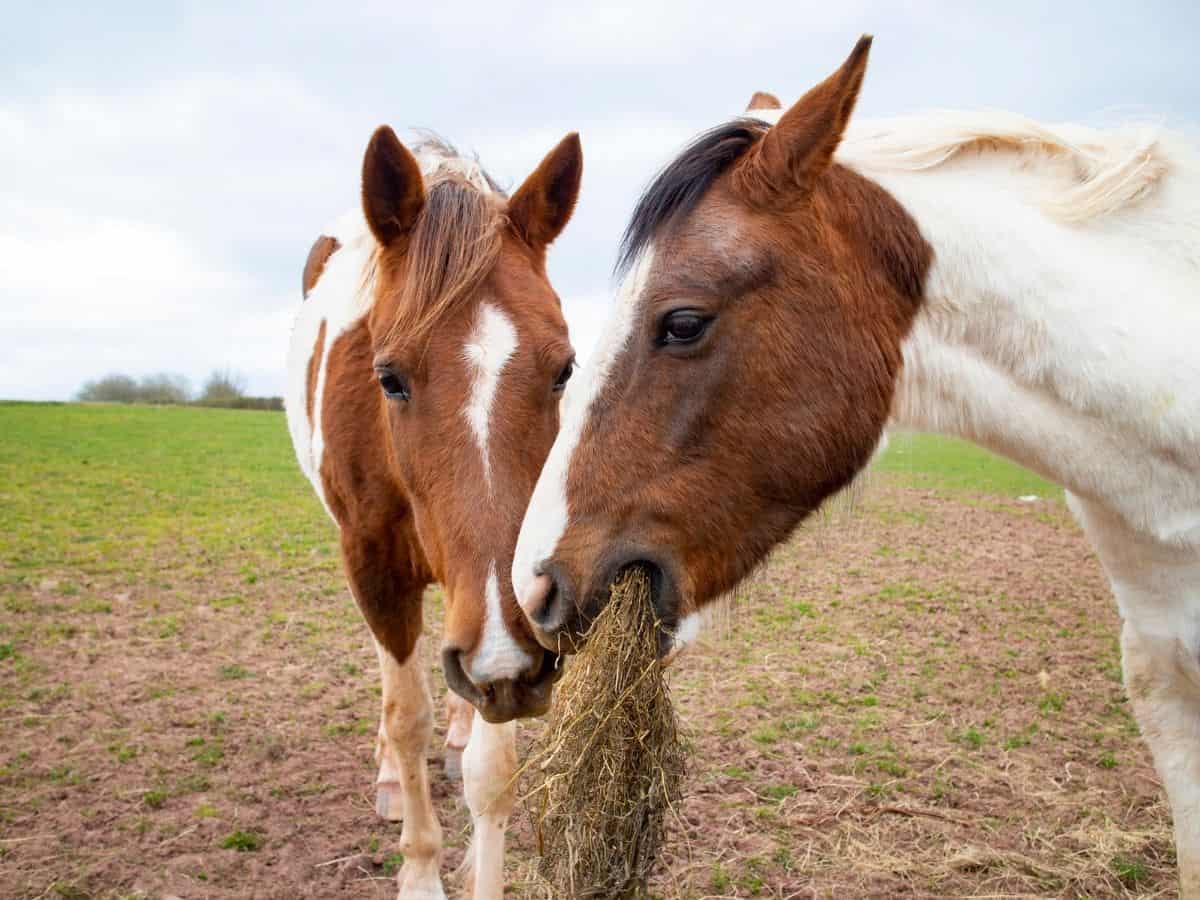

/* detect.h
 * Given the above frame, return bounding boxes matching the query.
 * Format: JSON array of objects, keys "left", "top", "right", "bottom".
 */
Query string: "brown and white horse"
[
  {"left": 512, "top": 38, "right": 1200, "bottom": 894},
  {"left": 287, "top": 127, "right": 581, "bottom": 898}
]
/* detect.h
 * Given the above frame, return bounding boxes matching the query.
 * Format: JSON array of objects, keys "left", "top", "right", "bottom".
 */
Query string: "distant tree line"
[{"left": 76, "top": 370, "right": 283, "bottom": 411}]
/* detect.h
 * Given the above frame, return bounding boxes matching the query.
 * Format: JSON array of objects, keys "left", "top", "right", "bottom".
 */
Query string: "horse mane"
[
  {"left": 838, "top": 111, "right": 1170, "bottom": 224},
  {"left": 616, "top": 112, "right": 1171, "bottom": 276},
  {"left": 373, "top": 135, "right": 508, "bottom": 348},
  {"left": 616, "top": 118, "right": 769, "bottom": 277}
]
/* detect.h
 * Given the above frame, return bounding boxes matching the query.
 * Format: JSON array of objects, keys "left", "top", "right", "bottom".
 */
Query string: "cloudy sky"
[{"left": 3, "top": 1, "right": 1195, "bottom": 400}]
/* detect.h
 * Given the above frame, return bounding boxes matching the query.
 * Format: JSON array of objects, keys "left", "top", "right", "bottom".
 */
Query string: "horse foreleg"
[
  {"left": 1071, "top": 494, "right": 1200, "bottom": 897},
  {"left": 461, "top": 716, "right": 517, "bottom": 900},
  {"left": 1123, "top": 621, "right": 1200, "bottom": 898},
  {"left": 375, "top": 638, "right": 446, "bottom": 900}
]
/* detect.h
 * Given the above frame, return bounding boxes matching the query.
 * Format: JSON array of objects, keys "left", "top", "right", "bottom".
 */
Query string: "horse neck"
[{"left": 862, "top": 156, "right": 1200, "bottom": 544}]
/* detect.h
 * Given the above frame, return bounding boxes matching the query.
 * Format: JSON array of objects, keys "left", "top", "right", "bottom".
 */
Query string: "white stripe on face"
[
  {"left": 469, "top": 560, "right": 534, "bottom": 683},
  {"left": 463, "top": 303, "right": 518, "bottom": 486},
  {"left": 511, "top": 247, "right": 657, "bottom": 608}
]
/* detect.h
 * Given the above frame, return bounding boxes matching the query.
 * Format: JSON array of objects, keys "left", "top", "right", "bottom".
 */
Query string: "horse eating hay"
[
  {"left": 513, "top": 34, "right": 1200, "bottom": 897},
  {"left": 525, "top": 568, "right": 685, "bottom": 898}
]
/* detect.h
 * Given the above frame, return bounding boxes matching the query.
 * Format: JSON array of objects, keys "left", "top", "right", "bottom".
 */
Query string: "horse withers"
[
  {"left": 287, "top": 126, "right": 581, "bottom": 899},
  {"left": 512, "top": 37, "right": 1200, "bottom": 895}
]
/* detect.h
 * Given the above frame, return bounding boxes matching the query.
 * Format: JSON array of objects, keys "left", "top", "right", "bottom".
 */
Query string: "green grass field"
[
  {"left": 875, "top": 430, "right": 1059, "bottom": 499},
  {"left": 0, "top": 403, "right": 1171, "bottom": 899},
  {"left": 0, "top": 403, "right": 1055, "bottom": 583},
  {"left": 0, "top": 402, "right": 330, "bottom": 581}
]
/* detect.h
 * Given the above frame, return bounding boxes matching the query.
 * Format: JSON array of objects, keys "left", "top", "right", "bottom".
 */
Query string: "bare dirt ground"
[{"left": 1, "top": 481, "right": 1174, "bottom": 898}]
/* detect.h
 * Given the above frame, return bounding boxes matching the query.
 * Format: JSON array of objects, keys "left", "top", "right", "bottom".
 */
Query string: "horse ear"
[
  {"left": 362, "top": 126, "right": 425, "bottom": 247},
  {"left": 508, "top": 132, "right": 583, "bottom": 251},
  {"left": 746, "top": 91, "right": 782, "bottom": 112},
  {"left": 743, "top": 36, "right": 871, "bottom": 196}
]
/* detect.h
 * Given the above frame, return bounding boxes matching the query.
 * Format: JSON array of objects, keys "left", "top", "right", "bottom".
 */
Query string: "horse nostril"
[
  {"left": 441, "top": 644, "right": 486, "bottom": 708},
  {"left": 531, "top": 578, "right": 563, "bottom": 632}
]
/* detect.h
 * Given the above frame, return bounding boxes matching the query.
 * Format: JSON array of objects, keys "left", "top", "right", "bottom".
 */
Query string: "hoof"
[
  {"left": 398, "top": 862, "right": 447, "bottom": 900},
  {"left": 443, "top": 747, "right": 463, "bottom": 782},
  {"left": 375, "top": 781, "right": 405, "bottom": 822}
]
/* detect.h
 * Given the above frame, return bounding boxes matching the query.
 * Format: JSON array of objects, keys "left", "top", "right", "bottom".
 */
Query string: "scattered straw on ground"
[{"left": 522, "top": 568, "right": 685, "bottom": 899}]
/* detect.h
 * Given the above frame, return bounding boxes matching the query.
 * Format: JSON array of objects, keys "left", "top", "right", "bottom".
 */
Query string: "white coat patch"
[
  {"left": 463, "top": 303, "right": 518, "bottom": 487},
  {"left": 470, "top": 561, "right": 533, "bottom": 684},
  {"left": 511, "top": 248, "right": 656, "bottom": 609}
]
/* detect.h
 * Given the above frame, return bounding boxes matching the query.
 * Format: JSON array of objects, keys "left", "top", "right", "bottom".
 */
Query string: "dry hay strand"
[{"left": 523, "top": 568, "right": 685, "bottom": 899}]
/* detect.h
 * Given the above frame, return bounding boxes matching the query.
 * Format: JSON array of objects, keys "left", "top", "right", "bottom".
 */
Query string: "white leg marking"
[
  {"left": 1122, "top": 622, "right": 1200, "bottom": 898},
  {"left": 374, "top": 639, "right": 446, "bottom": 900},
  {"left": 469, "top": 561, "right": 534, "bottom": 684},
  {"left": 443, "top": 691, "right": 474, "bottom": 782},
  {"left": 512, "top": 247, "right": 656, "bottom": 607},
  {"left": 461, "top": 718, "right": 517, "bottom": 900},
  {"left": 463, "top": 303, "right": 518, "bottom": 488},
  {"left": 1070, "top": 495, "right": 1200, "bottom": 896}
]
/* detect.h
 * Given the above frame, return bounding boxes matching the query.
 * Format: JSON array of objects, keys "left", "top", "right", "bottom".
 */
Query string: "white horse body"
[{"left": 836, "top": 113, "right": 1200, "bottom": 891}]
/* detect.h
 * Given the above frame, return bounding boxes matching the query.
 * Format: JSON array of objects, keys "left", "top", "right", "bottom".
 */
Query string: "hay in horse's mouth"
[
  {"left": 522, "top": 566, "right": 686, "bottom": 898},
  {"left": 556, "top": 555, "right": 682, "bottom": 658}
]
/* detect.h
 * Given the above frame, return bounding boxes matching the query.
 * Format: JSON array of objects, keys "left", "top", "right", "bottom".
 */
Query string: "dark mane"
[{"left": 616, "top": 118, "right": 769, "bottom": 276}]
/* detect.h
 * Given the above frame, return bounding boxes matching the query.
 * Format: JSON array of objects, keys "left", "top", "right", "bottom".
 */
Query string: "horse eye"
[
  {"left": 375, "top": 368, "right": 410, "bottom": 401},
  {"left": 660, "top": 310, "right": 710, "bottom": 346},
  {"left": 553, "top": 359, "right": 575, "bottom": 393}
]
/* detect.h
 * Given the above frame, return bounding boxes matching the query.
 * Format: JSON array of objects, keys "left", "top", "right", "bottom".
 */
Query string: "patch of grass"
[
  {"left": 49, "top": 882, "right": 89, "bottom": 900},
  {"left": 1039, "top": 692, "right": 1066, "bottom": 714},
  {"left": 188, "top": 738, "right": 225, "bottom": 768},
  {"left": 874, "top": 431, "right": 1059, "bottom": 499},
  {"left": 219, "top": 664, "right": 250, "bottom": 680},
  {"left": 143, "top": 789, "right": 168, "bottom": 810},
  {"left": 711, "top": 863, "right": 732, "bottom": 892},
  {"left": 110, "top": 744, "right": 138, "bottom": 763},
  {"left": 221, "top": 830, "right": 263, "bottom": 852},
  {"left": 866, "top": 782, "right": 895, "bottom": 800},
  {"left": 175, "top": 773, "right": 211, "bottom": 794},
  {"left": 381, "top": 852, "right": 405, "bottom": 875},
  {"left": 751, "top": 725, "right": 782, "bottom": 745},
  {"left": 1098, "top": 751, "right": 1118, "bottom": 769},
  {"left": 1110, "top": 855, "right": 1149, "bottom": 888},
  {"left": 956, "top": 727, "right": 985, "bottom": 749},
  {"left": 761, "top": 784, "right": 798, "bottom": 803}
]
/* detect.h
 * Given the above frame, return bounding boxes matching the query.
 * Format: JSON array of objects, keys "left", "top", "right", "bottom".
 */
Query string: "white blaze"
[
  {"left": 511, "top": 248, "right": 657, "bottom": 608},
  {"left": 470, "top": 561, "right": 533, "bottom": 683},
  {"left": 463, "top": 303, "right": 518, "bottom": 487}
]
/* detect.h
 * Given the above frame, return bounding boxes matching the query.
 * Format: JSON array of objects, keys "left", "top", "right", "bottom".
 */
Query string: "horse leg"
[
  {"left": 1071, "top": 494, "right": 1200, "bottom": 897},
  {"left": 341, "top": 529, "right": 444, "bottom": 899},
  {"left": 1122, "top": 623, "right": 1200, "bottom": 897},
  {"left": 374, "top": 637, "right": 445, "bottom": 900},
  {"left": 443, "top": 692, "right": 474, "bottom": 783},
  {"left": 460, "top": 717, "right": 517, "bottom": 900}
]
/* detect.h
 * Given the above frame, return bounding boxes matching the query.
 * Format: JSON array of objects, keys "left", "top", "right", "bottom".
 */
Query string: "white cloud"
[{"left": 1, "top": 0, "right": 1195, "bottom": 401}]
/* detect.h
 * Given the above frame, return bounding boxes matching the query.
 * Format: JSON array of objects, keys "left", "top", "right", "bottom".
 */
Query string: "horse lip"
[{"left": 442, "top": 643, "right": 562, "bottom": 722}]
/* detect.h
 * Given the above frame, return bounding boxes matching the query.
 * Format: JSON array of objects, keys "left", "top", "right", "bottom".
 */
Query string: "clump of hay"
[{"left": 523, "top": 567, "right": 685, "bottom": 899}]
